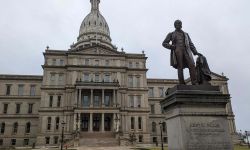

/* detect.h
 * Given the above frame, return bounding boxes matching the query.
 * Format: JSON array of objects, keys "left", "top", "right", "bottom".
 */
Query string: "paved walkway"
[{"left": 77, "top": 146, "right": 133, "bottom": 150}]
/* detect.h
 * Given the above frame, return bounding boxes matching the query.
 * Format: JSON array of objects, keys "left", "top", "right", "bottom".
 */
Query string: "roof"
[{"left": 0, "top": 74, "right": 43, "bottom": 81}]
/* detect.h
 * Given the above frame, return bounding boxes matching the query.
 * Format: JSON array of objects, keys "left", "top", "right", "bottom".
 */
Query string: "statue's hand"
[
  {"left": 194, "top": 52, "right": 202, "bottom": 56},
  {"left": 171, "top": 45, "right": 176, "bottom": 50},
  {"left": 197, "top": 53, "right": 203, "bottom": 56}
]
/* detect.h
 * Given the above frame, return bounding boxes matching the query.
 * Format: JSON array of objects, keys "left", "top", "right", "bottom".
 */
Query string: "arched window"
[
  {"left": 0, "top": 122, "right": 5, "bottom": 134},
  {"left": 25, "top": 122, "right": 31, "bottom": 133},
  {"left": 152, "top": 122, "right": 156, "bottom": 132},
  {"left": 162, "top": 122, "right": 167, "bottom": 132},
  {"left": 13, "top": 122, "right": 18, "bottom": 134}
]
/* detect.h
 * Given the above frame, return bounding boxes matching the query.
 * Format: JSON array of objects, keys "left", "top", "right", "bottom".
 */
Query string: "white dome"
[
  {"left": 75, "top": 0, "right": 114, "bottom": 49},
  {"left": 79, "top": 12, "right": 110, "bottom": 37}
]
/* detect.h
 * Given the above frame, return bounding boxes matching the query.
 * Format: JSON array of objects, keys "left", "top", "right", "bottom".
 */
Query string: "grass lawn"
[{"left": 133, "top": 145, "right": 249, "bottom": 150}]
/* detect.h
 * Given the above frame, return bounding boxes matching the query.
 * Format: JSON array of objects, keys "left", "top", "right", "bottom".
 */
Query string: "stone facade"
[{"left": 0, "top": 0, "right": 236, "bottom": 148}]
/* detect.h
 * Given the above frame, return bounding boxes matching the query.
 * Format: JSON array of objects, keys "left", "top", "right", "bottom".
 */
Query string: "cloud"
[{"left": 0, "top": 0, "right": 249, "bottom": 131}]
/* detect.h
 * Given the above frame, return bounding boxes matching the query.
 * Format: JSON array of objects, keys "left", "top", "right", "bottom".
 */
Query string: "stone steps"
[{"left": 79, "top": 132, "right": 119, "bottom": 147}]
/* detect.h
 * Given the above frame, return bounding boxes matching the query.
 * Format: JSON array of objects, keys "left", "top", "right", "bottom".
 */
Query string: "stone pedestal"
[{"left": 161, "top": 85, "right": 233, "bottom": 150}]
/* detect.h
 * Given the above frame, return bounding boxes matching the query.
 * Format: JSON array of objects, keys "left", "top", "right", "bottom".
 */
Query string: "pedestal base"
[{"left": 161, "top": 85, "right": 233, "bottom": 150}]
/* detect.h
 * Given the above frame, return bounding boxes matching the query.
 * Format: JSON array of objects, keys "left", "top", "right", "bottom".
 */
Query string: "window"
[
  {"left": 136, "top": 62, "right": 140, "bottom": 68},
  {"left": 55, "top": 117, "right": 60, "bottom": 130},
  {"left": 0, "top": 123, "right": 5, "bottom": 134},
  {"left": 105, "top": 60, "right": 110, "bottom": 66},
  {"left": 59, "top": 74, "right": 63, "bottom": 82},
  {"left": 57, "top": 96, "right": 61, "bottom": 107},
  {"left": 136, "top": 96, "right": 141, "bottom": 108},
  {"left": 138, "top": 117, "right": 142, "bottom": 130},
  {"left": 6, "top": 84, "right": 11, "bottom": 95},
  {"left": 49, "top": 96, "right": 53, "bottom": 107},
  {"left": 11, "top": 139, "right": 16, "bottom": 146},
  {"left": 104, "top": 74, "right": 110, "bottom": 82},
  {"left": 95, "top": 60, "right": 99, "bottom": 66},
  {"left": 3, "top": 104, "right": 8, "bottom": 114},
  {"left": 95, "top": 74, "right": 100, "bottom": 82},
  {"left": 148, "top": 87, "right": 154, "bottom": 97},
  {"left": 151, "top": 105, "right": 155, "bottom": 114},
  {"left": 16, "top": 104, "right": 21, "bottom": 114},
  {"left": 153, "top": 137, "right": 157, "bottom": 143},
  {"left": 129, "top": 96, "right": 134, "bottom": 107},
  {"left": 159, "top": 87, "right": 164, "bottom": 97},
  {"left": 162, "top": 122, "right": 167, "bottom": 133},
  {"left": 25, "top": 122, "right": 31, "bottom": 134},
  {"left": 60, "top": 60, "right": 64, "bottom": 66},
  {"left": 128, "top": 76, "right": 133, "bottom": 87},
  {"left": 18, "top": 84, "right": 24, "bottom": 96},
  {"left": 84, "top": 73, "right": 90, "bottom": 82},
  {"left": 85, "top": 59, "right": 90, "bottom": 65},
  {"left": 94, "top": 96, "right": 100, "bottom": 107},
  {"left": 152, "top": 122, "right": 156, "bottom": 132},
  {"left": 104, "top": 95, "right": 110, "bottom": 107},
  {"left": 45, "top": 137, "right": 50, "bottom": 144},
  {"left": 129, "top": 62, "right": 133, "bottom": 68},
  {"left": 51, "top": 74, "right": 55, "bottom": 81},
  {"left": 83, "top": 96, "right": 89, "bottom": 107},
  {"left": 131, "top": 117, "right": 135, "bottom": 130},
  {"left": 52, "top": 59, "right": 56, "bottom": 65},
  {"left": 54, "top": 136, "right": 59, "bottom": 144},
  {"left": 139, "top": 135, "right": 143, "bottom": 143},
  {"left": 0, "top": 139, "right": 3, "bottom": 146},
  {"left": 47, "top": 117, "right": 51, "bottom": 130},
  {"left": 24, "top": 139, "right": 29, "bottom": 146},
  {"left": 164, "top": 137, "right": 168, "bottom": 143},
  {"left": 135, "top": 76, "right": 140, "bottom": 87},
  {"left": 28, "top": 104, "right": 33, "bottom": 114},
  {"left": 30, "top": 85, "right": 36, "bottom": 96},
  {"left": 13, "top": 122, "right": 18, "bottom": 134}
]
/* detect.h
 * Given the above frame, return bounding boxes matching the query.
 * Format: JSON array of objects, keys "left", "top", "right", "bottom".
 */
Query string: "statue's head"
[{"left": 174, "top": 20, "right": 182, "bottom": 30}]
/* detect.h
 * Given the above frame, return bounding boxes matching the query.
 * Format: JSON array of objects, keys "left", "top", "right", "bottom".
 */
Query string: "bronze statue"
[
  {"left": 162, "top": 20, "right": 201, "bottom": 85},
  {"left": 196, "top": 54, "right": 212, "bottom": 85}
]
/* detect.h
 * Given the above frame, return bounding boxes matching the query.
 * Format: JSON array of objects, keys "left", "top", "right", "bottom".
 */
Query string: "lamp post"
[
  {"left": 159, "top": 121, "right": 164, "bottom": 150},
  {"left": 246, "top": 131, "right": 250, "bottom": 148},
  {"left": 61, "top": 121, "right": 66, "bottom": 150}
]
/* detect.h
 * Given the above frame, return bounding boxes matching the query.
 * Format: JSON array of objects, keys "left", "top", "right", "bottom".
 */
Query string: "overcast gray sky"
[{"left": 0, "top": 0, "right": 249, "bottom": 132}]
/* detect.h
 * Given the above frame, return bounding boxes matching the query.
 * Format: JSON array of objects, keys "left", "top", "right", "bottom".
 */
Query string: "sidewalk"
[{"left": 77, "top": 146, "right": 132, "bottom": 150}]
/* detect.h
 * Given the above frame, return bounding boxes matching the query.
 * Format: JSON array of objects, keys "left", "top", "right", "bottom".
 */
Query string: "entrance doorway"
[
  {"left": 81, "top": 114, "right": 89, "bottom": 132},
  {"left": 93, "top": 114, "right": 101, "bottom": 131},
  {"left": 104, "top": 115, "right": 112, "bottom": 131}
]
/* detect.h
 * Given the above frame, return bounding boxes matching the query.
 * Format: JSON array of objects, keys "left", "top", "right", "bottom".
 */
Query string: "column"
[
  {"left": 73, "top": 113, "right": 77, "bottom": 131},
  {"left": 90, "top": 89, "right": 93, "bottom": 107},
  {"left": 102, "top": 89, "right": 105, "bottom": 107},
  {"left": 116, "top": 90, "right": 119, "bottom": 107},
  {"left": 89, "top": 113, "right": 93, "bottom": 132},
  {"left": 112, "top": 114, "right": 115, "bottom": 132},
  {"left": 79, "top": 89, "right": 82, "bottom": 107},
  {"left": 77, "top": 113, "right": 81, "bottom": 132},
  {"left": 75, "top": 89, "right": 78, "bottom": 107},
  {"left": 101, "top": 113, "right": 105, "bottom": 132},
  {"left": 113, "top": 89, "right": 116, "bottom": 107}
]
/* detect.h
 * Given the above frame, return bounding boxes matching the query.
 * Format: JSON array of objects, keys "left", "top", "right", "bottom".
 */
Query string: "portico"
[{"left": 73, "top": 81, "right": 120, "bottom": 133}]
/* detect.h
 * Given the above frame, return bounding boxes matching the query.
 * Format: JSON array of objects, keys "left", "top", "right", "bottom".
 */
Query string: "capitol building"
[{"left": 0, "top": 0, "right": 236, "bottom": 148}]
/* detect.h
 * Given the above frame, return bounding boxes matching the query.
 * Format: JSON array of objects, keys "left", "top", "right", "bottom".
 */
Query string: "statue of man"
[{"left": 162, "top": 20, "right": 201, "bottom": 85}]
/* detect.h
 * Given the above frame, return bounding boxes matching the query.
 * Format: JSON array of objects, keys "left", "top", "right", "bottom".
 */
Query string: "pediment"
[{"left": 76, "top": 47, "right": 121, "bottom": 56}]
